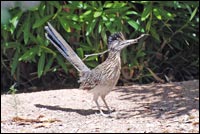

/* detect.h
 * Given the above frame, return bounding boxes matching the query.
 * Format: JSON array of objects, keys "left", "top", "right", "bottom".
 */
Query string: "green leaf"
[
  {"left": 3, "top": 42, "right": 21, "bottom": 49},
  {"left": 104, "top": 2, "right": 113, "bottom": 8},
  {"left": 68, "top": 21, "right": 81, "bottom": 30},
  {"left": 146, "top": 19, "right": 151, "bottom": 31},
  {"left": 86, "top": 61, "right": 98, "bottom": 68},
  {"left": 85, "top": 55, "right": 98, "bottom": 61},
  {"left": 127, "top": 20, "right": 139, "bottom": 30},
  {"left": 153, "top": 8, "right": 162, "bottom": 20},
  {"left": 153, "top": 7, "right": 174, "bottom": 20},
  {"left": 80, "top": 44, "right": 93, "bottom": 51},
  {"left": 19, "top": 47, "right": 38, "bottom": 61},
  {"left": 132, "top": 58, "right": 139, "bottom": 66},
  {"left": 71, "top": 15, "right": 79, "bottom": 21},
  {"left": 48, "top": 1, "right": 60, "bottom": 9},
  {"left": 11, "top": 51, "right": 19, "bottom": 76},
  {"left": 16, "top": 22, "right": 25, "bottom": 39},
  {"left": 141, "top": 4, "right": 152, "bottom": 21},
  {"left": 112, "top": 2, "right": 126, "bottom": 8},
  {"left": 105, "top": 7, "right": 129, "bottom": 14},
  {"left": 86, "top": 19, "right": 97, "bottom": 36},
  {"left": 105, "top": 21, "right": 111, "bottom": 28},
  {"left": 101, "top": 28, "right": 107, "bottom": 44},
  {"left": 33, "top": 14, "right": 52, "bottom": 29},
  {"left": 126, "top": 11, "right": 139, "bottom": 15},
  {"left": 102, "top": 15, "right": 108, "bottom": 21},
  {"left": 44, "top": 56, "right": 55, "bottom": 74},
  {"left": 58, "top": 16, "right": 71, "bottom": 32},
  {"left": 40, "top": 46, "right": 56, "bottom": 56},
  {"left": 150, "top": 27, "right": 160, "bottom": 41},
  {"left": 56, "top": 55, "right": 68, "bottom": 73},
  {"left": 98, "top": 21, "right": 103, "bottom": 33},
  {"left": 136, "top": 50, "right": 146, "bottom": 58},
  {"left": 81, "top": 10, "right": 92, "bottom": 18},
  {"left": 86, "top": 37, "right": 93, "bottom": 47},
  {"left": 189, "top": 7, "right": 198, "bottom": 21},
  {"left": 36, "top": 35, "right": 45, "bottom": 47},
  {"left": 77, "top": 48, "right": 84, "bottom": 59},
  {"left": 23, "top": 13, "right": 30, "bottom": 44},
  {"left": 160, "top": 8, "right": 173, "bottom": 20},
  {"left": 38, "top": 53, "right": 45, "bottom": 78},
  {"left": 94, "top": 11, "right": 102, "bottom": 18}
]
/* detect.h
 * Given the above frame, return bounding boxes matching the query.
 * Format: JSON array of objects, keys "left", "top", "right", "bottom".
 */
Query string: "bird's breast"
[{"left": 79, "top": 55, "right": 121, "bottom": 91}]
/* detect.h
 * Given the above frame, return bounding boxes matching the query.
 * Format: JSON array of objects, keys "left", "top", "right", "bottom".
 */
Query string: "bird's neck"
[{"left": 106, "top": 50, "right": 121, "bottom": 63}]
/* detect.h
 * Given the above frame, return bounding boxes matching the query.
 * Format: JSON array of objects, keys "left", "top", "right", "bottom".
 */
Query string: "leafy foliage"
[{"left": 1, "top": 1, "right": 199, "bottom": 92}]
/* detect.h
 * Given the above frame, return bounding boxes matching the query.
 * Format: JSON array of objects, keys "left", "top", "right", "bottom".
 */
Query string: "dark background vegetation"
[{"left": 1, "top": 1, "right": 199, "bottom": 93}]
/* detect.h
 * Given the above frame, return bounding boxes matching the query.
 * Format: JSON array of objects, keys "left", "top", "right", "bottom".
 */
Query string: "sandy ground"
[{"left": 1, "top": 80, "right": 199, "bottom": 133}]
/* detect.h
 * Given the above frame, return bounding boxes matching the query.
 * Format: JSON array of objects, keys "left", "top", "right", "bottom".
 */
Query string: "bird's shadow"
[{"left": 34, "top": 104, "right": 109, "bottom": 116}]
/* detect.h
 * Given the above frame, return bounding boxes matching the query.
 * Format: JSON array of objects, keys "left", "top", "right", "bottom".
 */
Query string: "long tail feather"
[{"left": 45, "top": 22, "right": 90, "bottom": 73}]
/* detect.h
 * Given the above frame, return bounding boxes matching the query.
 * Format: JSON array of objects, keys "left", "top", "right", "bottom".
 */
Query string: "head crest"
[{"left": 107, "top": 32, "right": 125, "bottom": 48}]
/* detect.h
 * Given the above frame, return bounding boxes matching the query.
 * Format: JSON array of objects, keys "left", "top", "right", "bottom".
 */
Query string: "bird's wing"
[{"left": 45, "top": 22, "right": 90, "bottom": 73}]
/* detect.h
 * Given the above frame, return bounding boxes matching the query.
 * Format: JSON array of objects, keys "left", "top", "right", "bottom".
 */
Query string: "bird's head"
[{"left": 107, "top": 32, "right": 148, "bottom": 51}]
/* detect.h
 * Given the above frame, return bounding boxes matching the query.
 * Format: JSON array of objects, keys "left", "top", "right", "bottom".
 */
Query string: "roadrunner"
[{"left": 45, "top": 22, "right": 147, "bottom": 117}]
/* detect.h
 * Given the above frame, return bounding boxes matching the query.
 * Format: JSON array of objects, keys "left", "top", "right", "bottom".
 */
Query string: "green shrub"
[{"left": 1, "top": 1, "right": 199, "bottom": 92}]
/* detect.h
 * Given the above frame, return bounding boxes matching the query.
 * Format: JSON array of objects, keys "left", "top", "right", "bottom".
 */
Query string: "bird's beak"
[{"left": 120, "top": 34, "right": 149, "bottom": 47}]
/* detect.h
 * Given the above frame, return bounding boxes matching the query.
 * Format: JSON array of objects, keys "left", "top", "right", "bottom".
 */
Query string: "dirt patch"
[{"left": 1, "top": 80, "right": 199, "bottom": 133}]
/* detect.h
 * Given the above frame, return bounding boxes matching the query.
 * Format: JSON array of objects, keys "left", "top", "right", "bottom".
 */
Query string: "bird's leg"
[
  {"left": 93, "top": 96, "right": 110, "bottom": 117},
  {"left": 101, "top": 96, "right": 115, "bottom": 114}
]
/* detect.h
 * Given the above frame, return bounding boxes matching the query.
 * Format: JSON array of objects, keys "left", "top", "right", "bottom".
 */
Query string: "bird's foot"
[
  {"left": 95, "top": 110, "right": 112, "bottom": 118},
  {"left": 108, "top": 108, "right": 116, "bottom": 113}
]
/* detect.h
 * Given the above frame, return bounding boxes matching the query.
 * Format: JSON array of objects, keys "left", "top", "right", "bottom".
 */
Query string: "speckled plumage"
[{"left": 45, "top": 22, "right": 147, "bottom": 116}]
